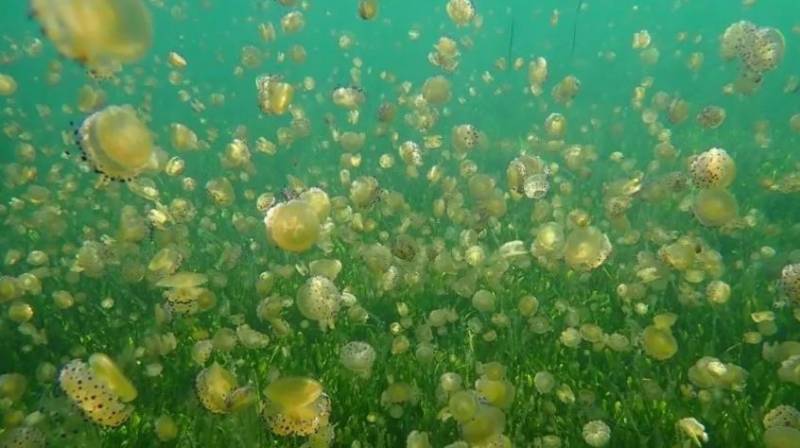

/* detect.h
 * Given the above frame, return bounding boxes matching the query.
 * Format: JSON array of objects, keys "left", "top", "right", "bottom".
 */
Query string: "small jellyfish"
[
  {"left": 31, "top": 0, "right": 153, "bottom": 73},
  {"left": 692, "top": 188, "right": 738, "bottom": 227},
  {"left": 422, "top": 75, "right": 452, "bottom": 104},
  {"left": 358, "top": 0, "right": 378, "bottom": 20},
  {"left": 340, "top": 341, "right": 377, "bottom": 378},
  {"left": 331, "top": 86, "right": 365, "bottom": 109},
  {"left": 0, "top": 426, "right": 46, "bottom": 448},
  {"left": 781, "top": 263, "right": 800, "bottom": 303},
  {"left": 523, "top": 174, "right": 551, "bottom": 199},
  {"left": 58, "top": 356, "right": 135, "bottom": 427},
  {"left": 296, "top": 276, "right": 341, "bottom": 330},
  {"left": 265, "top": 200, "right": 321, "bottom": 253},
  {"left": 583, "top": 420, "right": 611, "bottom": 447},
  {"left": 563, "top": 226, "right": 612, "bottom": 272},
  {"left": 0, "top": 73, "right": 18, "bottom": 96},
  {"left": 446, "top": 0, "right": 476, "bottom": 27},
  {"left": 75, "top": 105, "right": 156, "bottom": 181},
  {"left": 256, "top": 75, "right": 295, "bottom": 115},
  {"left": 642, "top": 324, "right": 678, "bottom": 361},
  {"left": 195, "top": 363, "right": 251, "bottom": 414},
  {"left": 696, "top": 106, "right": 727, "bottom": 129},
  {"left": 690, "top": 147, "right": 736, "bottom": 189},
  {"left": 263, "top": 377, "right": 331, "bottom": 437}
]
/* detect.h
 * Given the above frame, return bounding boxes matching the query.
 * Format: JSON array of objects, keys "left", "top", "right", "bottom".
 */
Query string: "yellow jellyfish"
[
  {"left": 764, "top": 426, "right": 800, "bottom": 448},
  {"left": 75, "top": 105, "right": 155, "bottom": 181},
  {"left": 782, "top": 264, "right": 800, "bottom": 303},
  {"left": 332, "top": 86, "right": 365, "bottom": 109},
  {"left": 265, "top": 200, "right": 321, "bottom": 253},
  {"left": 696, "top": 106, "right": 727, "bottom": 129},
  {"left": 58, "top": 356, "right": 135, "bottom": 427},
  {"left": 690, "top": 147, "right": 736, "bottom": 189},
  {"left": 339, "top": 341, "right": 376, "bottom": 378},
  {"left": 195, "top": 363, "right": 252, "bottom": 414},
  {"left": 296, "top": 276, "right": 341, "bottom": 330},
  {"left": 31, "top": 0, "right": 153, "bottom": 73},
  {"left": 692, "top": 188, "right": 738, "bottom": 227},
  {"left": 155, "top": 272, "right": 208, "bottom": 289},
  {"left": 358, "top": 0, "right": 378, "bottom": 20},
  {"left": 0, "top": 427, "right": 46, "bottom": 448},
  {"left": 446, "top": 0, "right": 476, "bottom": 27},
  {"left": 263, "top": 377, "right": 331, "bottom": 437},
  {"left": 422, "top": 75, "right": 452, "bottom": 104},
  {"left": 0, "top": 73, "right": 17, "bottom": 96},
  {"left": 642, "top": 318, "right": 678, "bottom": 361},
  {"left": 563, "top": 226, "right": 612, "bottom": 272},
  {"left": 256, "top": 75, "right": 294, "bottom": 115}
]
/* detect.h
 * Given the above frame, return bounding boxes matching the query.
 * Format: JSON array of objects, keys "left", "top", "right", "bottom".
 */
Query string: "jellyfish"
[
  {"left": 583, "top": 420, "right": 611, "bottom": 447},
  {"left": 296, "top": 276, "right": 341, "bottom": 330},
  {"left": 524, "top": 174, "right": 550, "bottom": 199},
  {"left": 696, "top": 106, "right": 727, "bottom": 129},
  {"left": 263, "top": 377, "right": 331, "bottom": 437},
  {"left": 340, "top": 341, "right": 376, "bottom": 378},
  {"left": 155, "top": 272, "right": 208, "bottom": 289},
  {"left": 689, "top": 148, "right": 736, "bottom": 188},
  {"left": 692, "top": 188, "right": 738, "bottom": 227},
  {"left": 764, "top": 426, "right": 800, "bottom": 448},
  {"left": 642, "top": 324, "right": 678, "bottom": 361},
  {"left": 781, "top": 263, "right": 800, "bottom": 303},
  {"left": 195, "top": 363, "right": 252, "bottom": 414},
  {"left": 358, "top": 0, "right": 378, "bottom": 20},
  {"left": 422, "top": 75, "right": 452, "bottom": 104},
  {"left": 446, "top": 0, "right": 476, "bottom": 27},
  {"left": 764, "top": 405, "right": 800, "bottom": 430},
  {"left": 265, "top": 200, "right": 321, "bottom": 253},
  {"left": 74, "top": 105, "right": 156, "bottom": 181},
  {"left": 563, "top": 226, "right": 612, "bottom": 272},
  {"left": 0, "top": 426, "right": 46, "bottom": 448},
  {"left": 331, "top": 86, "right": 365, "bottom": 109},
  {"left": 58, "top": 356, "right": 135, "bottom": 427},
  {"left": 30, "top": 0, "right": 153, "bottom": 73},
  {"left": 256, "top": 75, "right": 294, "bottom": 115}
]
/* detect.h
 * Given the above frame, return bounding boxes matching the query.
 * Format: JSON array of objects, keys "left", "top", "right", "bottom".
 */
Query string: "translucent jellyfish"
[
  {"left": 75, "top": 105, "right": 156, "bottom": 181},
  {"left": 358, "top": 0, "right": 378, "bottom": 20},
  {"left": 0, "top": 73, "right": 17, "bottom": 96},
  {"left": 780, "top": 263, "right": 800, "bottom": 303},
  {"left": 531, "top": 222, "right": 565, "bottom": 259},
  {"left": 0, "top": 426, "right": 46, "bottom": 448},
  {"left": 563, "top": 226, "right": 612, "bottom": 272},
  {"left": 689, "top": 148, "right": 736, "bottom": 188},
  {"left": 195, "top": 363, "right": 251, "bottom": 414},
  {"left": 256, "top": 75, "right": 294, "bottom": 115},
  {"left": 687, "top": 356, "right": 747, "bottom": 390},
  {"left": 446, "top": 0, "right": 476, "bottom": 26},
  {"left": 263, "top": 377, "right": 331, "bottom": 437},
  {"left": 331, "top": 86, "right": 365, "bottom": 109},
  {"left": 523, "top": 174, "right": 550, "bottom": 199},
  {"left": 452, "top": 124, "right": 482, "bottom": 154},
  {"left": 583, "top": 420, "right": 611, "bottom": 447},
  {"left": 340, "top": 341, "right": 377, "bottom": 378},
  {"left": 696, "top": 106, "right": 727, "bottom": 129},
  {"left": 552, "top": 75, "right": 581, "bottom": 105},
  {"left": 764, "top": 405, "right": 800, "bottom": 430},
  {"left": 544, "top": 113, "right": 567, "bottom": 139},
  {"left": 642, "top": 325, "right": 678, "bottom": 361},
  {"left": 265, "top": 200, "right": 321, "bottom": 253},
  {"left": 58, "top": 357, "right": 135, "bottom": 427},
  {"left": 31, "top": 0, "right": 153, "bottom": 72},
  {"left": 422, "top": 75, "right": 452, "bottom": 104},
  {"left": 88, "top": 353, "right": 137, "bottom": 402},
  {"left": 692, "top": 188, "right": 738, "bottom": 227},
  {"left": 449, "top": 390, "right": 480, "bottom": 423},
  {"left": 296, "top": 276, "right": 341, "bottom": 330},
  {"left": 460, "top": 405, "right": 506, "bottom": 445},
  {"left": 764, "top": 426, "right": 800, "bottom": 448}
]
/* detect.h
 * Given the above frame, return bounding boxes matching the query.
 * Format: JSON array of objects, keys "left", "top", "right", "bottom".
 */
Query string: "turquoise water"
[{"left": 1, "top": 1, "right": 800, "bottom": 447}]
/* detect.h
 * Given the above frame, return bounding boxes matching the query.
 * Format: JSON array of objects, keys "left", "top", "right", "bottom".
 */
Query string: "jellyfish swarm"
[{"left": 72, "top": 105, "right": 155, "bottom": 182}]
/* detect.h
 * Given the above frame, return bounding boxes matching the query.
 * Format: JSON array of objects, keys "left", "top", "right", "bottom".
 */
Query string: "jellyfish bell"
[
  {"left": 58, "top": 357, "right": 135, "bottom": 427},
  {"left": 263, "top": 376, "right": 331, "bottom": 437},
  {"left": 31, "top": 0, "right": 153, "bottom": 73},
  {"left": 74, "top": 105, "right": 157, "bottom": 181},
  {"left": 265, "top": 199, "right": 320, "bottom": 253},
  {"left": 446, "top": 0, "right": 476, "bottom": 27},
  {"left": 358, "top": 0, "right": 378, "bottom": 20},
  {"left": 332, "top": 85, "right": 365, "bottom": 109},
  {"left": 689, "top": 147, "right": 736, "bottom": 189},
  {"left": 692, "top": 188, "right": 738, "bottom": 227},
  {"left": 563, "top": 226, "right": 612, "bottom": 272},
  {"left": 256, "top": 74, "right": 294, "bottom": 115}
]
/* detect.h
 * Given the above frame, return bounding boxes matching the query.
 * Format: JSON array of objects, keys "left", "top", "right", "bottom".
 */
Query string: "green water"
[{"left": 1, "top": 1, "right": 799, "bottom": 447}]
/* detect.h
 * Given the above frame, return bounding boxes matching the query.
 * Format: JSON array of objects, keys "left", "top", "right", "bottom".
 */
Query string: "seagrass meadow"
[{"left": 1, "top": 0, "right": 800, "bottom": 447}]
